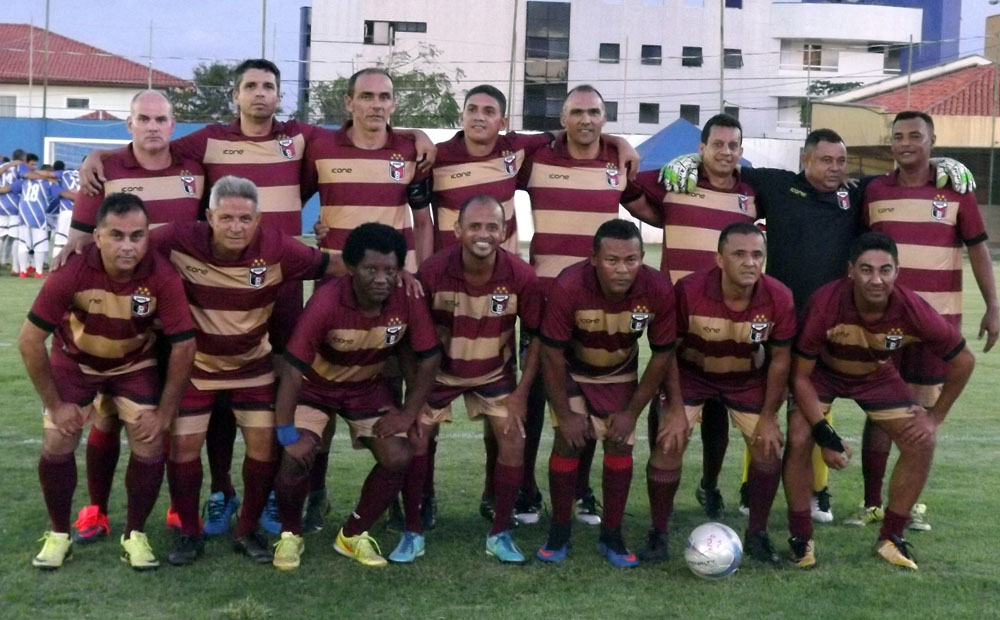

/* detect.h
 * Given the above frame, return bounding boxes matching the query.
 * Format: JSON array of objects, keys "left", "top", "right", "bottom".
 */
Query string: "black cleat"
[
  {"left": 479, "top": 496, "right": 495, "bottom": 522},
  {"left": 637, "top": 528, "right": 669, "bottom": 563},
  {"left": 233, "top": 529, "right": 273, "bottom": 564},
  {"left": 167, "top": 533, "right": 204, "bottom": 566},
  {"left": 696, "top": 481, "right": 724, "bottom": 520},
  {"left": 302, "top": 488, "right": 330, "bottom": 534},
  {"left": 744, "top": 529, "right": 780, "bottom": 565},
  {"left": 421, "top": 493, "right": 437, "bottom": 530}
]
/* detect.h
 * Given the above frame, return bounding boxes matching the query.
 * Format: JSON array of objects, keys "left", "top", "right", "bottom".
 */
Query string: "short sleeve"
[
  {"left": 793, "top": 291, "right": 831, "bottom": 359},
  {"left": 907, "top": 294, "right": 966, "bottom": 361},
  {"left": 280, "top": 235, "right": 328, "bottom": 281},
  {"left": 517, "top": 270, "right": 544, "bottom": 333},
  {"left": 539, "top": 280, "right": 575, "bottom": 348},
  {"left": 957, "top": 193, "right": 988, "bottom": 246},
  {"left": 284, "top": 286, "right": 333, "bottom": 371},
  {"left": 27, "top": 259, "right": 80, "bottom": 331},
  {"left": 71, "top": 186, "right": 105, "bottom": 232},
  {"left": 507, "top": 131, "right": 552, "bottom": 158},
  {"left": 632, "top": 170, "right": 667, "bottom": 209},
  {"left": 769, "top": 282, "right": 798, "bottom": 346},
  {"left": 153, "top": 264, "right": 195, "bottom": 342},
  {"left": 405, "top": 294, "right": 440, "bottom": 356},
  {"left": 170, "top": 128, "right": 210, "bottom": 163},
  {"left": 647, "top": 275, "right": 676, "bottom": 352}
]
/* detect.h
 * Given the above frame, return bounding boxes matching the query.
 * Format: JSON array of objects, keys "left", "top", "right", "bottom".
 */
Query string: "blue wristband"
[{"left": 276, "top": 424, "right": 301, "bottom": 447}]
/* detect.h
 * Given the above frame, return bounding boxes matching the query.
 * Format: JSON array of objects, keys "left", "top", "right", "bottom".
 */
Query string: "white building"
[{"left": 303, "top": 0, "right": 923, "bottom": 138}]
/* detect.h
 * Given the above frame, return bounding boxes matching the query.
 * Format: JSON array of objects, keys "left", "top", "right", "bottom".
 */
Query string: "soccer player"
[
  {"left": 623, "top": 113, "right": 757, "bottom": 521},
  {"left": 536, "top": 219, "right": 679, "bottom": 568},
  {"left": 639, "top": 222, "right": 795, "bottom": 565},
  {"left": 19, "top": 193, "right": 195, "bottom": 570},
  {"left": 50, "top": 160, "right": 79, "bottom": 259},
  {"left": 390, "top": 195, "right": 543, "bottom": 564},
  {"left": 150, "top": 176, "right": 334, "bottom": 566},
  {"left": 270, "top": 223, "right": 440, "bottom": 570},
  {"left": 13, "top": 165, "right": 63, "bottom": 277},
  {"left": 517, "top": 84, "right": 645, "bottom": 528},
  {"left": 786, "top": 232, "right": 974, "bottom": 569},
  {"left": 0, "top": 148, "right": 29, "bottom": 272}
]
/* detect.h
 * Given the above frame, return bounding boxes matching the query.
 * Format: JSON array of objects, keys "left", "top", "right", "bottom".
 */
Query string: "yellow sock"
[
  {"left": 811, "top": 409, "right": 832, "bottom": 493},
  {"left": 740, "top": 445, "right": 751, "bottom": 485}
]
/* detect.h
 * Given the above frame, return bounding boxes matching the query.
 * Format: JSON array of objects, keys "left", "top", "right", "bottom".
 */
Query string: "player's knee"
[
  {"left": 169, "top": 433, "right": 204, "bottom": 462},
  {"left": 42, "top": 430, "right": 79, "bottom": 456},
  {"left": 495, "top": 432, "right": 524, "bottom": 464}
]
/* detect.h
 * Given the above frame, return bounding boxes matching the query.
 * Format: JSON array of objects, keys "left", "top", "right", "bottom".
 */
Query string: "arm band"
[
  {"left": 811, "top": 420, "right": 846, "bottom": 453},
  {"left": 276, "top": 424, "right": 301, "bottom": 447}
]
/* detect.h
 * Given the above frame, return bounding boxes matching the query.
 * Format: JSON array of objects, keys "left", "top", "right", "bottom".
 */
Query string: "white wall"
[{"left": 0, "top": 84, "right": 140, "bottom": 119}]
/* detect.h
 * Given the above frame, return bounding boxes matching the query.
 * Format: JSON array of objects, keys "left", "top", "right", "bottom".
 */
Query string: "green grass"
[{"left": 1, "top": 253, "right": 999, "bottom": 619}]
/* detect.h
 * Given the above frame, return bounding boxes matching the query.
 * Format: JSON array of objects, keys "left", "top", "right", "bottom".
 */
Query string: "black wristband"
[{"left": 811, "top": 420, "right": 846, "bottom": 453}]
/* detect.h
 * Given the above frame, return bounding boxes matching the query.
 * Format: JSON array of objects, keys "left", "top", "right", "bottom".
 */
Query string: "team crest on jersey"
[
  {"left": 630, "top": 305, "right": 650, "bottom": 333},
  {"left": 490, "top": 286, "right": 511, "bottom": 315},
  {"left": 884, "top": 328, "right": 904, "bottom": 351},
  {"left": 737, "top": 194, "right": 749, "bottom": 214},
  {"left": 606, "top": 164, "right": 620, "bottom": 189},
  {"left": 385, "top": 317, "right": 404, "bottom": 345},
  {"left": 931, "top": 194, "right": 948, "bottom": 220},
  {"left": 277, "top": 134, "right": 296, "bottom": 160},
  {"left": 389, "top": 153, "right": 406, "bottom": 181},
  {"left": 749, "top": 314, "right": 771, "bottom": 343},
  {"left": 836, "top": 190, "right": 850, "bottom": 210},
  {"left": 179, "top": 170, "right": 196, "bottom": 197},
  {"left": 248, "top": 258, "right": 268, "bottom": 288},
  {"left": 131, "top": 286, "right": 152, "bottom": 317},
  {"left": 502, "top": 150, "right": 517, "bottom": 175}
]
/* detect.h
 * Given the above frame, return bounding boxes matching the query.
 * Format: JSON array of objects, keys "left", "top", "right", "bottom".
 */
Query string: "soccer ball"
[{"left": 684, "top": 522, "right": 743, "bottom": 580}]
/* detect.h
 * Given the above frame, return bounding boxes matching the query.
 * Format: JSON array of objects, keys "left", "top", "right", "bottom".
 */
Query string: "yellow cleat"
[
  {"left": 334, "top": 528, "right": 387, "bottom": 567},
  {"left": 843, "top": 503, "right": 885, "bottom": 527},
  {"left": 33, "top": 531, "right": 72, "bottom": 570},
  {"left": 788, "top": 536, "right": 816, "bottom": 569},
  {"left": 120, "top": 531, "right": 160, "bottom": 571},
  {"left": 273, "top": 532, "right": 305, "bottom": 570},
  {"left": 874, "top": 536, "right": 918, "bottom": 570}
]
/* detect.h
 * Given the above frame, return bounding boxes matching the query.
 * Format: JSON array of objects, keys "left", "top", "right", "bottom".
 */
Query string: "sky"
[
  {"left": 1, "top": 0, "right": 308, "bottom": 115},
  {"left": 960, "top": 0, "right": 1000, "bottom": 56}
]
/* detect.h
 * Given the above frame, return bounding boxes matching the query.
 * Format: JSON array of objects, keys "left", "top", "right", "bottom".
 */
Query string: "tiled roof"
[
  {"left": 858, "top": 64, "right": 996, "bottom": 116},
  {"left": 0, "top": 23, "right": 190, "bottom": 88},
  {"left": 75, "top": 110, "right": 123, "bottom": 120}
]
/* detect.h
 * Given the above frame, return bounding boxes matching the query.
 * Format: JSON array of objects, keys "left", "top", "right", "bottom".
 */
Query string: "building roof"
[
  {"left": 856, "top": 64, "right": 996, "bottom": 116},
  {"left": 75, "top": 110, "right": 123, "bottom": 120},
  {"left": 0, "top": 23, "right": 189, "bottom": 88}
]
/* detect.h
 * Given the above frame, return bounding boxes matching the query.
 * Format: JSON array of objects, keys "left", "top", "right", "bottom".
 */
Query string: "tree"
[
  {"left": 800, "top": 80, "right": 863, "bottom": 126},
  {"left": 307, "top": 43, "right": 463, "bottom": 128},
  {"left": 168, "top": 61, "right": 236, "bottom": 122}
]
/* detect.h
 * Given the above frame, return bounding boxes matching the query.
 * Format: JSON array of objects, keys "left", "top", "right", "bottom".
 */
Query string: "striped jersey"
[
  {"left": 15, "top": 176, "right": 61, "bottom": 228},
  {"left": 57, "top": 169, "right": 79, "bottom": 212},
  {"left": 0, "top": 162, "right": 29, "bottom": 216}
]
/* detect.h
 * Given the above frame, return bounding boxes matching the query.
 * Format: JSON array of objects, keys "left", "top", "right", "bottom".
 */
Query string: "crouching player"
[
  {"left": 537, "top": 219, "right": 679, "bottom": 567},
  {"left": 19, "top": 193, "right": 195, "bottom": 570},
  {"left": 271, "top": 223, "right": 440, "bottom": 569},
  {"left": 391, "top": 195, "right": 544, "bottom": 564},
  {"left": 642, "top": 222, "right": 796, "bottom": 564},
  {"left": 785, "top": 232, "right": 974, "bottom": 569}
]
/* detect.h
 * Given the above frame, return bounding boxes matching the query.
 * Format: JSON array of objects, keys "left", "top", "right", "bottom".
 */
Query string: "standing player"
[
  {"left": 13, "top": 164, "right": 63, "bottom": 278},
  {"left": 536, "top": 220, "right": 679, "bottom": 567},
  {"left": 270, "top": 223, "right": 440, "bottom": 569},
  {"left": 19, "top": 193, "right": 195, "bottom": 570},
  {"left": 855, "top": 111, "right": 997, "bottom": 531},
  {"left": 640, "top": 223, "right": 795, "bottom": 565},
  {"left": 50, "top": 160, "right": 79, "bottom": 259},
  {"left": 0, "top": 149, "right": 30, "bottom": 272},
  {"left": 786, "top": 232, "right": 974, "bottom": 569},
  {"left": 150, "top": 176, "right": 333, "bottom": 566},
  {"left": 390, "top": 195, "right": 543, "bottom": 564}
]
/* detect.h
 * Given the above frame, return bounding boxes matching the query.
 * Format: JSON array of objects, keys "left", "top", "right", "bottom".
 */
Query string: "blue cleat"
[
  {"left": 486, "top": 531, "right": 526, "bottom": 564},
  {"left": 388, "top": 530, "right": 425, "bottom": 564},
  {"left": 202, "top": 492, "right": 240, "bottom": 537},
  {"left": 536, "top": 540, "right": 569, "bottom": 563},
  {"left": 598, "top": 529, "right": 639, "bottom": 568},
  {"left": 260, "top": 491, "right": 282, "bottom": 536}
]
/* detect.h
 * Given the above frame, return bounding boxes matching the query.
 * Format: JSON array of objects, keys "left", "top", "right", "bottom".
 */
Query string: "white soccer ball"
[{"left": 684, "top": 522, "right": 743, "bottom": 580}]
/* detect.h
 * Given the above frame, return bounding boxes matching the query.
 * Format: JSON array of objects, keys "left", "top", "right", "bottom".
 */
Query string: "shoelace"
[
  {"left": 892, "top": 536, "right": 917, "bottom": 561},
  {"left": 355, "top": 534, "right": 382, "bottom": 557},
  {"left": 205, "top": 497, "right": 227, "bottom": 522}
]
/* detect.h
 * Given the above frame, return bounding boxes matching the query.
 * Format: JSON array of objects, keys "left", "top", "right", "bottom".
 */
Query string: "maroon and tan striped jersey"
[
  {"left": 863, "top": 172, "right": 987, "bottom": 322},
  {"left": 28, "top": 244, "right": 194, "bottom": 375},
  {"left": 675, "top": 267, "right": 796, "bottom": 386},
  {"left": 303, "top": 125, "right": 431, "bottom": 272},
  {"left": 150, "top": 222, "right": 327, "bottom": 390},
  {"left": 633, "top": 170, "right": 758, "bottom": 283},
  {"left": 418, "top": 244, "right": 543, "bottom": 388},
  {"left": 795, "top": 278, "right": 965, "bottom": 379},
  {"left": 540, "top": 261, "right": 676, "bottom": 384},
  {"left": 430, "top": 131, "right": 550, "bottom": 253},
  {"left": 518, "top": 138, "right": 642, "bottom": 284},
  {"left": 71, "top": 144, "right": 204, "bottom": 233},
  {"left": 172, "top": 119, "right": 319, "bottom": 236},
  {"left": 284, "top": 275, "right": 440, "bottom": 404}
]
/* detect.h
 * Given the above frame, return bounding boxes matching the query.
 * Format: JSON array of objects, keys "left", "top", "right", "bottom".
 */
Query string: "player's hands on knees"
[
  {"left": 50, "top": 237, "right": 87, "bottom": 271},
  {"left": 399, "top": 270, "right": 425, "bottom": 297},
  {"left": 821, "top": 443, "right": 851, "bottom": 470},
  {"left": 557, "top": 412, "right": 592, "bottom": 450},
  {"left": 79, "top": 154, "right": 106, "bottom": 195},
  {"left": 283, "top": 435, "right": 315, "bottom": 469},
  {"left": 49, "top": 401, "right": 89, "bottom": 436},
  {"left": 606, "top": 410, "right": 637, "bottom": 446},
  {"left": 751, "top": 416, "right": 784, "bottom": 461},
  {"left": 655, "top": 411, "right": 690, "bottom": 455},
  {"left": 979, "top": 307, "right": 999, "bottom": 352},
  {"left": 373, "top": 406, "right": 414, "bottom": 437},
  {"left": 132, "top": 408, "right": 163, "bottom": 443},
  {"left": 900, "top": 407, "right": 938, "bottom": 447},
  {"left": 504, "top": 393, "right": 527, "bottom": 438}
]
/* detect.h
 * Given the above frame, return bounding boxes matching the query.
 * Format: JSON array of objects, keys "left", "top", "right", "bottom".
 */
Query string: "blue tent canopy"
[{"left": 636, "top": 118, "right": 751, "bottom": 172}]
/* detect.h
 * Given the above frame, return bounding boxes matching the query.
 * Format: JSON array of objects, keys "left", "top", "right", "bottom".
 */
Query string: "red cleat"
[
  {"left": 73, "top": 505, "right": 110, "bottom": 543},
  {"left": 18, "top": 271, "right": 28, "bottom": 278},
  {"left": 166, "top": 504, "right": 203, "bottom": 531}
]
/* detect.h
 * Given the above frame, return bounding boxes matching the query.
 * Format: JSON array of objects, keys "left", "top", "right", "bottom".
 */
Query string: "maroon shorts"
[
  {"left": 810, "top": 365, "right": 914, "bottom": 412},
  {"left": 49, "top": 364, "right": 159, "bottom": 426},
  {"left": 679, "top": 369, "right": 765, "bottom": 414},
  {"left": 174, "top": 382, "right": 275, "bottom": 435}
]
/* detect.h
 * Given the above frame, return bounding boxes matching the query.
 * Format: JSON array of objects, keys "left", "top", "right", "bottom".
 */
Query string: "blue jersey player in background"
[
  {"left": 51, "top": 160, "right": 79, "bottom": 259},
  {"left": 12, "top": 165, "right": 63, "bottom": 278}
]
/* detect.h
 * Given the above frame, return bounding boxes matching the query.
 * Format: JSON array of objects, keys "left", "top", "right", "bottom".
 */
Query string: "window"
[
  {"left": 394, "top": 21, "right": 426, "bottom": 33},
  {"left": 0, "top": 95, "right": 15, "bottom": 117},
  {"left": 605, "top": 101, "right": 618, "bottom": 122},
  {"left": 641, "top": 45, "right": 662, "bottom": 66},
  {"left": 803, "top": 44, "right": 822, "bottom": 70},
  {"left": 363, "top": 20, "right": 392, "bottom": 45},
  {"left": 723, "top": 48, "right": 743, "bottom": 69},
  {"left": 599, "top": 43, "right": 621, "bottom": 64},
  {"left": 681, "top": 46, "right": 703, "bottom": 67},
  {"left": 679, "top": 104, "right": 700, "bottom": 125},
  {"left": 723, "top": 105, "right": 739, "bottom": 119},
  {"left": 524, "top": 1, "right": 572, "bottom": 130},
  {"left": 725, "top": 0, "right": 742, "bottom": 7},
  {"left": 639, "top": 103, "right": 660, "bottom": 124},
  {"left": 66, "top": 97, "right": 89, "bottom": 109}
]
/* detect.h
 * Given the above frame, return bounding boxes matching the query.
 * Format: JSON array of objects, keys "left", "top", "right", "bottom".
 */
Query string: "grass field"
[{"left": 1, "top": 251, "right": 999, "bottom": 619}]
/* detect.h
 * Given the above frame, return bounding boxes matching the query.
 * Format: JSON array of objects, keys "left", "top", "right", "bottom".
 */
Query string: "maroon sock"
[
  {"left": 575, "top": 440, "right": 597, "bottom": 498},
  {"left": 700, "top": 400, "right": 729, "bottom": 489},
  {"left": 788, "top": 509, "right": 813, "bottom": 540},
  {"left": 483, "top": 432, "right": 498, "bottom": 500},
  {"left": 167, "top": 458, "right": 203, "bottom": 537},
  {"left": 521, "top": 379, "right": 546, "bottom": 494},
  {"left": 124, "top": 453, "right": 165, "bottom": 535},
  {"left": 862, "top": 449, "right": 889, "bottom": 509},
  {"left": 548, "top": 453, "right": 579, "bottom": 526},
  {"left": 402, "top": 454, "right": 428, "bottom": 534},
  {"left": 39, "top": 452, "right": 77, "bottom": 533},
  {"left": 879, "top": 509, "right": 909, "bottom": 541},
  {"left": 423, "top": 435, "right": 437, "bottom": 497},
  {"left": 275, "top": 466, "right": 309, "bottom": 535},
  {"left": 343, "top": 464, "right": 406, "bottom": 537},
  {"left": 491, "top": 463, "right": 523, "bottom": 535},
  {"left": 85, "top": 426, "right": 120, "bottom": 514},
  {"left": 206, "top": 405, "right": 237, "bottom": 498},
  {"left": 234, "top": 457, "right": 277, "bottom": 539},
  {"left": 646, "top": 463, "right": 680, "bottom": 533},
  {"left": 747, "top": 461, "right": 781, "bottom": 533},
  {"left": 602, "top": 454, "right": 633, "bottom": 531},
  {"left": 308, "top": 451, "right": 330, "bottom": 493}
]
